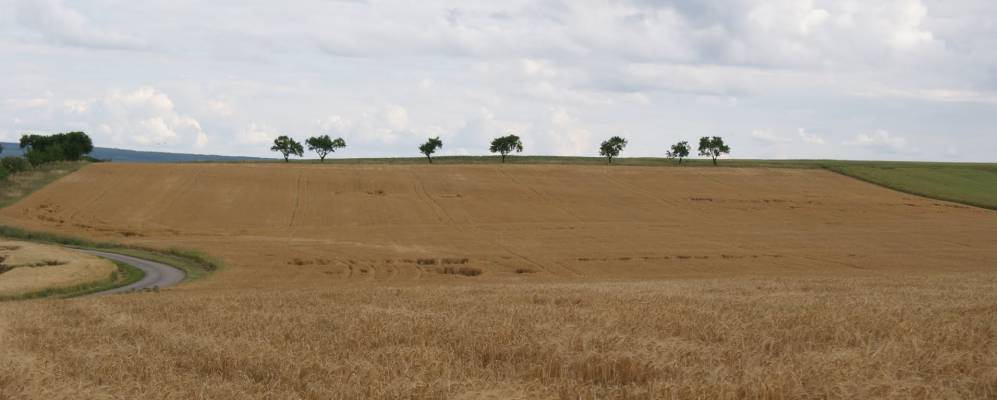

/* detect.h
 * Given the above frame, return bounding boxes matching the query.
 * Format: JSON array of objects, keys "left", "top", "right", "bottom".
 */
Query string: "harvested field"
[
  {"left": 1, "top": 163, "right": 996, "bottom": 399},
  {"left": 0, "top": 239, "right": 115, "bottom": 297}
]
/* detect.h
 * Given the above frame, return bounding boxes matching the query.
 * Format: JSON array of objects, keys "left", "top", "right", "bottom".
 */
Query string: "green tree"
[
  {"left": 419, "top": 137, "right": 443, "bottom": 164},
  {"left": 270, "top": 135, "right": 304, "bottom": 162},
  {"left": 666, "top": 141, "right": 691, "bottom": 164},
  {"left": 599, "top": 136, "right": 628, "bottom": 164},
  {"left": 306, "top": 135, "right": 346, "bottom": 162},
  {"left": 0, "top": 142, "right": 3, "bottom": 156},
  {"left": 698, "top": 136, "right": 730, "bottom": 165},
  {"left": 19, "top": 132, "right": 93, "bottom": 164},
  {"left": 489, "top": 134, "right": 523, "bottom": 163},
  {"left": 25, "top": 144, "right": 65, "bottom": 166},
  {"left": 59, "top": 132, "right": 93, "bottom": 161}
]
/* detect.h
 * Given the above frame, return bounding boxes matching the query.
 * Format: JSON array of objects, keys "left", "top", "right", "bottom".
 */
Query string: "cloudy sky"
[{"left": 0, "top": 0, "right": 995, "bottom": 161}]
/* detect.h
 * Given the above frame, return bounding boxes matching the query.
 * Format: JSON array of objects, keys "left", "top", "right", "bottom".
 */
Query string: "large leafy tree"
[
  {"left": 698, "top": 136, "right": 730, "bottom": 165},
  {"left": 19, "top": 132, "right": 93, "bottom": 165},
  {"left": 306, "top": 135, "right": 346, "bottom": 162},
  {"left": 489, "top": 134, "right": 523, "bottom": 163},
  {"left": 271, "top": 135, "right": 304, "bottom": 162},
  {"left": 666, "top": 141, "right": 691, "bottom": 164},
  {"left": 599, "top": 136, "right": 628, "bottom": 164},
  {"left": 419, "top": 137, "right": 443, "bottom": 164}
]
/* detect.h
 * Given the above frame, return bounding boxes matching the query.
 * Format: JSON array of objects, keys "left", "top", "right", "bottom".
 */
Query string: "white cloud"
[
  {"left": 384, "top": 105, "right": 409, "bottom": 131},
  {"left": 751, "top": 129, "right": 789, "bottom": 143},
  {"left": 548, "top": 107, "right": 593, "bottom": 156},
  {"left": 845, "top": 130, "right": 913, "bottom": 153},
  {"left": 206, "top": 100, "right": 234, "bottom": 117},
  {"left": 798, "top": 128, "right": 825, "bottom": 145},
  {"left": 241, "top": 123, "right": 278, "bottom": 146},
  {"left": 92, "top": 87, "right": 207, "bottom": 148}
]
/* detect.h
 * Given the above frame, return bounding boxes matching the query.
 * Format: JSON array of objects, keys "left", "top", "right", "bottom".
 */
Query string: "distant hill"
[{"left": 0, "top": 142, "right": 270, "bottom": 163}]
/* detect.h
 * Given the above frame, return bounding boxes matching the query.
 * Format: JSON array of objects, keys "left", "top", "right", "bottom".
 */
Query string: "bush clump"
[
  {"left": 20, "top": 132, "right": 93, "bottom": 166},
  {"left": 1, "top": 157, "right": 32, "bottom": 174}
]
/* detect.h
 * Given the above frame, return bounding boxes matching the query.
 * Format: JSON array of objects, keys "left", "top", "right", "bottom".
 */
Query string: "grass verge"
[
  {"left": 0, "top": 260, "right": 143, "bottom": 302},
  {"left": 0, "top": 161, "right": 88, "bottom": 208},
  {"left": 0, "top": 224, "right": 220, "bottom": 284}
]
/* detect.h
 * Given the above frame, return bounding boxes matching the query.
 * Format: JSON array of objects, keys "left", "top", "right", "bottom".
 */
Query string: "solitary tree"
[
  {"left": 666, "top": 141, "right": 691, "bottom": 164},
  {"left": 306, "top": 135, "right": 346, "bottom": 162},
  {"left": 489, "top": 134, "right": 523, "bottom": 163},
  {"left": 419, "top": 137, "right": 443, "bottom": 163},
  {"left": 698, "top": 136, "right": 730, "bottom": 165},
  {"left": 599, "top": 136, "right": 628, "bottom": 164},
  {"left": 271, "top": 135, "right": 304, "bottom": 162}
]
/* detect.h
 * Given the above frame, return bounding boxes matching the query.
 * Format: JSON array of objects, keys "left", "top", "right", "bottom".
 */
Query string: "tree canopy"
[
  {"left": 271, "top": 135, "right": 304, "bottom": 162},
  {"left": 667, "top": 141, "right": 691, "bottom": 164},
  {"left": 419, "top": 137, "right": 443, "bottom": 163},
  {"left": 19, "top": 132, "right": 93, "bottom": 165},
  {"left": 599, "top": 136, "right": 628, "bottom": 164},
  {"left": 306, "top": 135, "right": 346, "bottom": 162},
  {"left": 489, "top": 134, "right": 524, "bottom": 163},
  {"left": 698, "top": 136, "right": 730, "bottom": 165}
]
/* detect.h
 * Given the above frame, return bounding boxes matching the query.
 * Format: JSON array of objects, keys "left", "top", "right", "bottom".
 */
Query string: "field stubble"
[{"left": 1, "top": 163, "right": 996, "bottom": 399}]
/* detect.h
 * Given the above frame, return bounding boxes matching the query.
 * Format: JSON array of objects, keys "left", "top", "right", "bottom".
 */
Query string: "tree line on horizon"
[
  {"left": 0, "top": 132, "right": 95, "bottom": 182},
  {"left": 270, "top": 134, "right": 731, "bottom": 165}
]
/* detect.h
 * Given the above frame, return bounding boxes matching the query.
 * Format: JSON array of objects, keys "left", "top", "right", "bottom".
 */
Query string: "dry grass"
[
  {"left": 0, "top": 240, "right": 115, "bottom": 297},
  {"left": 0, "top": 161, "right": 87, "bottom": 208},
  {"left": 1, "top": 163, "right": 996, "bottom": 398},
  {"left": 1, "top": 273, "right": 996, "bottom": 399}
]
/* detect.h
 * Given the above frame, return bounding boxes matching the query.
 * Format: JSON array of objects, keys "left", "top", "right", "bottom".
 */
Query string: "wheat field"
[
  {"left": 0, "top": 240, "right": 115, "bottom": 297},
  {"left": 1, "top": 163, "right": 996, "bottom": 399}
]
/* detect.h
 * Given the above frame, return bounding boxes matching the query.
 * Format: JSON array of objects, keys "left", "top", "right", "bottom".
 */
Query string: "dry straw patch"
[{"left": 0, "top": 240, "right": 115, "bottom": 297}]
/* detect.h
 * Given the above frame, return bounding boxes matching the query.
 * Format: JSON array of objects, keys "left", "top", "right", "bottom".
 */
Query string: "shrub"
[
  {"left": 1, "top": 157, "right": 32, "bottom": 173},
  {"left": 26, "top": 144, "right": 65, "bottom": 166},
  {"left": 0, "top": 165, "right": 8, "bottom": 181}
]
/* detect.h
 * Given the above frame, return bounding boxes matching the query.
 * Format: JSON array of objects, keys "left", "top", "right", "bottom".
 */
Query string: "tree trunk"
[
  {"left": 320, "top": 155, "right": 326, "bottom": 163},
  {"left": 712, "top": 156, "right": 717, "bottom": 166},
  {"left": 679, "top": 157, "right": 683, "bottom": 164},
  {"left": 284, "top": 155, "right": 289, "bottom": 163},
  {"left": 426, "top": 154, "right": 433, "bottom": 164},
  {"left": 501, "top": 153, "right": 506, "bottom": 163}
]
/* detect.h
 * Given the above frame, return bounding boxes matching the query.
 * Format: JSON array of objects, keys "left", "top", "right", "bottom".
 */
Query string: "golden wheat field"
[
  {"left": 0, "top": 239, "right": 115, "bottom": 297},
  {"left": 1, "top": 163, "right": 996, "bottom": 399}
]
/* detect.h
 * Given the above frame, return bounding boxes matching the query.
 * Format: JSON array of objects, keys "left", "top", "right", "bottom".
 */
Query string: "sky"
[{"left": 0, "top": 0, "right": 995, "bottom": 161}]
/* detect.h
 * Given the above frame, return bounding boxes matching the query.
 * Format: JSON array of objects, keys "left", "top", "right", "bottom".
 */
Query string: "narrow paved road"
[{"left": 71, "top": 249, "right": 185, "bottom": 295}]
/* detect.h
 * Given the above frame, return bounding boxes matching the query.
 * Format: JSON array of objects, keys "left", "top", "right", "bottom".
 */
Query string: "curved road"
[{"left": 71, "top": 249, "right": 185, "bottom": 295}]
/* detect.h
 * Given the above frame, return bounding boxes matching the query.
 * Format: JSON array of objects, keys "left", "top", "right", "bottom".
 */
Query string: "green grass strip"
[{"left": 0, "top": 260, "right": 144, "bottom": 302}]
